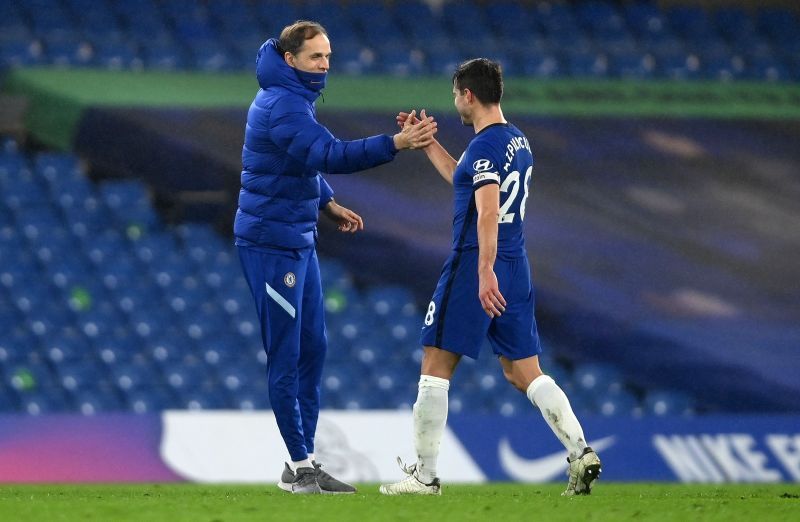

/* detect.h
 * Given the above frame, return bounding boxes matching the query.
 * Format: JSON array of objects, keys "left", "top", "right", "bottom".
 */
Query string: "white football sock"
[
  {"left": 290, "top": 458, "right": 313, "bottom": 471},
  {"left": 527, "top": 374, "right": 588, "bottom": 460},
  {"left": 413, "top": 374, "right": 449, "bottom": 483},
  {"left": 307, "top": 453, "right": 315, "bottom": 463}
]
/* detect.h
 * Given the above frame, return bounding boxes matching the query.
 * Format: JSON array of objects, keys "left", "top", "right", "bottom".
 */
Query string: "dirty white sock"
[
  {"left": 413, "top": 374, "right": 449, "bottom": 483},
  {"left": 527, "top": 374, "right": 588, "bottom": 460}
]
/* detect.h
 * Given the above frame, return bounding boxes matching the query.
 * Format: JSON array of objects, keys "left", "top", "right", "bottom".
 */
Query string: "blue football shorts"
[{"left": 420, "top": 249, "right": 542, "bottom": 360}]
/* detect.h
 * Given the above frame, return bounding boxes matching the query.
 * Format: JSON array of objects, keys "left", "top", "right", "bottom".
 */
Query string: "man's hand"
[
  {"left": 478, "top": 266, "right": 506, "bottom": 318},
  {"left": 396, "top": 110, "right": 423, "bottom": 129},
  {"left": 393, "top": 109, "right": 437, "bottom": 150},
  {"left": 322, "top": 200, "right": 364, "bottom": 234}
]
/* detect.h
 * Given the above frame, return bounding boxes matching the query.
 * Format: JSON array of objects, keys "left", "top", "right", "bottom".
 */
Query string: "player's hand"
[
  {"left": 478, "top": 267, "right": 506, "bottom": 318},
  {"left": 322, "top": 200, "right": 364, "bottom": 234},
  {"left": 393, "top": 109, "right": 437, "bottom": 150},
  {"left": 396, "top": 110, "right": 422, "bottom": 129}
]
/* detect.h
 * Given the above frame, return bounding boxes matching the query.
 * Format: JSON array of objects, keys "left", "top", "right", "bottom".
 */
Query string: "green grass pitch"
[{"left": 1, "top": 483, "right": 797, "bottom": 521}]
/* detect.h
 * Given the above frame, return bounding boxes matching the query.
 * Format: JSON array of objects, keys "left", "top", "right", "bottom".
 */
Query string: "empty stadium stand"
[{"left": 0, "top": 0, "right": 798, "bottom": 82}]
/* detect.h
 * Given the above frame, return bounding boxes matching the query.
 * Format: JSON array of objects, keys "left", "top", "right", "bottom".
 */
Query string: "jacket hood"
[{"left": 255, "top": 38, "right": 326, "bottom": 102}]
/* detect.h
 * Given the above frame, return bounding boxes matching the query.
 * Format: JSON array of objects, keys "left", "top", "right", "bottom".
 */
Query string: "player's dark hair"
[
  {"left": 279, "top": 20, "right": 328, "bottom": 55},
  {"left": 452, "top": 58, "right": 503, "bottom": 105}
]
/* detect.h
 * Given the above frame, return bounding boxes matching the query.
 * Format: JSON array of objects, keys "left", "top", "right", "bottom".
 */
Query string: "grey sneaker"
[
  {"left": 277, "top": 461, "right": 355, "bottom": 494},
  {"left": 291, "top": 466, "right": 321, "bottom": 494},
  {"left": 277, "top": 462, "right": 295, "bottom": 493},
  {"left": 312, "top": 461, "right": 356, "bottom": 494},
  {"left": 562, "top": 447, "right": 602, "bottom": 496}
]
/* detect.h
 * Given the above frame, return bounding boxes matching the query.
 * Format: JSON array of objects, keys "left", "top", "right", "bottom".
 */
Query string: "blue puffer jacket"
[{"left": 234, "top": 38, "right": 398, "bottom": 249}]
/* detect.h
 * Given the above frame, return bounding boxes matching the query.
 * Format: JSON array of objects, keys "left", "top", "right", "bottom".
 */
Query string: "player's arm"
[
  {"left": 421, "top": 139, "right": 457, "bottom": 185},
  {"left": 397, "top": 110, "right": 456, "bottom": 185},
  {"left": 474, "top": 183, "right": 506, "bottom": 318}
]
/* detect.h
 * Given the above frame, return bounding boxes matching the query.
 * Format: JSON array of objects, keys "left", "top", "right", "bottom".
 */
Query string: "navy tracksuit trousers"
[{"left": 238, "top": 245, "right": 327, "bottom": 462}]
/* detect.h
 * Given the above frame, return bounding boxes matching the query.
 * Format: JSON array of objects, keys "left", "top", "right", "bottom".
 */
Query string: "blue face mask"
[{"left": 295, "top": 68, "right": 327, "bottom": 92}]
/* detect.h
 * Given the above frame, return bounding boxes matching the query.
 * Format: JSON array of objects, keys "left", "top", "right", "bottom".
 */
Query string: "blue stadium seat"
[
  {"left": 94, "top": 41, "right": 140, "bottom": 70},
  {"left": 624, "top": 3, "right": 670, "bottom": 41},
  {"left": 746, "top": 54, "right": 790, "bottom": 82},
  {"left": 394, "top": 1, "right": 445, "bottom": 44},
  {"left": 645, "top": 390, "right": 694, "bottom": 416},
  {"left": 667, "top": 6, "right": 715, "bottom": 41},
  {"left": 573, "top": 362, "right": 625, "bottom": 395},
  {"left": 124, "top": 388, "right": 175, "bottom": 413},
  {"left": 95, "top": 335, "right": 141, "bottom": 366},
  {"left": 199, "top": 336, "right": 238, "bottom": 365},
  {"left": 232, "top": 315, "right": 259, "bottom": 342},
  {"left": 757, "top": 7, "right": 799, "bottom": 46},
  {"left": 0, "top": 386, "right": 18, "bottom": 412},
  {"left": 72, "top": 389, "right": 123, "bottom": 415},
  {"left": 180, "top": 390, "right": 228, "bottom": 410},
  {"left": 145, "top": 334, "right": 191, "bottom": 366},
  {"left": 161, "top": 360, "right": 210, "bottom": 393},
  {"left": 59, "top": 195, "right": 111, "bottom": 238},
  {"left": 609, "top": 50, "right": 657, "bottom": 79},
  {"left": 113, "top": 282, "right": 162, "bottom": 316},
  {"left": 141, "top": 41, "right": 188, "bottom": 70},
  {"left": 346, "top": 1, "right": 399, "bottom": 43},
  {"left": 0, "top": 154, "right": 30, "bottom": 181},
  {"left": 111, "top": 360, "right": 156, "bottom": 392},
  {"left": 191, "top": 42, "right": 234, "bottom": 72},
  {"left": 18, "top": 388, "right": 69, "bottom": 415},
  {"left": 2, "top": 178, "right": 50, "bottom": 210},
  {"left": 365, "top": 285, "right": 417, "bottom": 319},
  {"left": 597, "top": 390, "right": 641, "bottom": 417},
  {"left": 0, "top": 40, "right": 46, "bottom": 68},
  {"left": 46, "top": 38, "right": 95, "bottom": 67},
  {"left": 130, "top": 232, "right": 177, "bottom": 266},
  {"left": 485, "top": 1, "right": 535, "bottom": 38},
  {"left": 565, "top": 50, "right": 610, "bottom": 78},
  {"left": 701, "top": 46, "right": 746, "bottom": 81},
  {"left": 231, "top": 388, "right": 271, "bottom": 410},
  {"left": 217, "top": 362, "right": 265, "bottom": 394},
  {"left": 654, "top": 49, "right": 702, "bottom": 80},
  {"left": 0, "top": 331, "right": 39, "bottom": 367},
  {"left": 217, "top": 285, "right": 253, "bottom": 318},
  {"left": 714, "top": 7, "right": 757, "bottom": 42},
  {"left": 56, "top": 360, "right": 107, "bottom": 393},
  {"left": 496, "top": 392, "right": 533, "bottom": 417},
  {"left": 4, "top": 360, "right": 56, "bottom": 393},
  {"left": 43, "top": 335, "right": 91, "bottom": 364},
  {"left": 520, "top": 53, "right": 562, "bottom": 78}
]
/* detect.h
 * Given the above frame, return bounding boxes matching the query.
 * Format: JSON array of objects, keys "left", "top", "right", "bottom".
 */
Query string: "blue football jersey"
[{"left": 450, "top": 123, "right": 534, "bottom": 256}]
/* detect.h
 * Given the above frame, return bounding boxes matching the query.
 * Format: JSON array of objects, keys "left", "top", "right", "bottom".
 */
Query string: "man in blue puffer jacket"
[{"left": 234, "top": 20, "right": 436, "bottom": 495}]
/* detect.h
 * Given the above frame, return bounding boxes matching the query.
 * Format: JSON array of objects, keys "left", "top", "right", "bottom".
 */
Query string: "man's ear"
[{"left": 284, "top": 52, "right": 294, "bottom": 67}]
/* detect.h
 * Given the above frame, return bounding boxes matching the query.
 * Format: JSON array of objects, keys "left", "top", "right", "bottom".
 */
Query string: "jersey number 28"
[{"left": 498, "top": 166, "right": 532, "bottom": 224}]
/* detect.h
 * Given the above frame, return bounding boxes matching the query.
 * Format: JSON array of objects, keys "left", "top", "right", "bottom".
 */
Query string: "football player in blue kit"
[
  {"left": 380, "top": 59, "right": 601, "bottom": 496},
  {"left": 235, "top": 21, "right": 436, "bottom": 495}
]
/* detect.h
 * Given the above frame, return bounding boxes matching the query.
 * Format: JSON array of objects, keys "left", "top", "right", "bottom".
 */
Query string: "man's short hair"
[
  {"left": 279, "top": 20, "right": 328, "bottom": 55},
  {"left": 452, "top": 58, "right": 503, "bottom": 105}
]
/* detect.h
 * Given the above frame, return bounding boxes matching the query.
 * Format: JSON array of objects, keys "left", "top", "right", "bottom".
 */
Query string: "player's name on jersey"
[{"left": 503, "top": 135, "right": 531, "bottom": 172}]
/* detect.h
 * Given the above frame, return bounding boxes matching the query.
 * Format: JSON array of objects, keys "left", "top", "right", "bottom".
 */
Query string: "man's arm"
[
  {"left": 322, "top": 198, "right": 364, "bottom": 233},
  {"left": 397, "top": 110, "right": 456, "bottom": 185},
  {"left": 319, "top": 174, "right": 334, "bottom": 208},
  {"left": 422, "top": 139, "right": 457, "bottom": 185},
  {"left": 474, "top": 184, "right": 506, "bottom": 318},
  {"left": 271, "top": 105, "right": 436, "bottom": 174}
]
